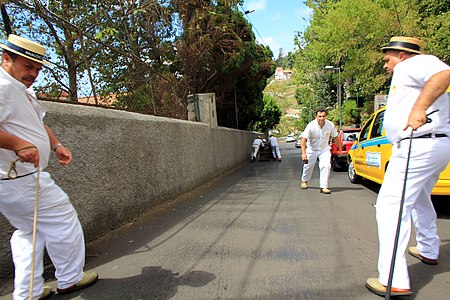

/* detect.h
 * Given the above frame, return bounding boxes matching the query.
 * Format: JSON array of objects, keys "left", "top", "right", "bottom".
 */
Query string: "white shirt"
[
  {"left": 384, "top": 54, "right": 450, "bottom": 143},
  {"left": 0, "top": 67, "right": 50, "bottom": 178},
  {"left": 253, "top": 138, "right": 262, "bottom": 147},
  {"left": 302, "top": 119, "right": 338, "bottom": 151},
  {"left": 269, "top": 136, "right": 278, "bottom": 146}
]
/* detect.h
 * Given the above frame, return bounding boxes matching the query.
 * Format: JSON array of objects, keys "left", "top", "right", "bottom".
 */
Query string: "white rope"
[{"left": 29, "top": 167, "right": 40, "bottom": 300}]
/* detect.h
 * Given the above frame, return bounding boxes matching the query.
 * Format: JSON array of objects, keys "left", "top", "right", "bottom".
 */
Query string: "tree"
[
  {"left": 275, "top": 51, "right": 295, "bottom": 69},
  {"left": 90, "top": 0, "right": 183, "bottom": 117},
  {"left": 252, "top": 94, "right": 282, "bottom": 133},
  {"left": 293, "top": 0, "right": 450, "bottom": 127},
  {"left": 4, "top": 0, "right": 274, "bottom": 128},
  {"left": 7, "top": 0, "right": 104, "bottom": 102},
  {"left": 174, "top": 1, "right": 274, "bottom": 129}
]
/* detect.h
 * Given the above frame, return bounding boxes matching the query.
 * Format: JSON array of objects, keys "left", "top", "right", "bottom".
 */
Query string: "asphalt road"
[{"left": 1, "top": 142, "right": 450, "bottom": 299}]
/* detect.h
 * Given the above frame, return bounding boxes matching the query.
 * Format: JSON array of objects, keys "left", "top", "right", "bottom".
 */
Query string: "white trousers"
[
  {"left": 271, "top": 145, "right": 281, "bottom": 159},
  {"left": 376, "top": 137, "right": 450, "bottom": 289},
  {"left": 301, "top": 148, "right": 331, "bottom": 188},
  {"left": 252, "top": 145, "right": 259, "bottom": 159},
  {"left": 0, "top": 172, "right": 85, "bottom": 300}
]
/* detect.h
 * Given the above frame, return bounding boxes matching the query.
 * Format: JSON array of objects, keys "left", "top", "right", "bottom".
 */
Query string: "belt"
[
  {"left": 1, "top": 171, "right": 37, "bottom": 181},
  {"left": 400, "top": 133, "right": 447, "bottom": 142}
]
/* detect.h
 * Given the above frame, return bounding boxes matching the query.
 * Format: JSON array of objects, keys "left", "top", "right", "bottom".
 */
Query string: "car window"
[
  {"left": 359, "top": 115, "right": 374, "bottom": 142},
  {"left": 343, "top": 131, "right": 360, "bottom": 141},
  {"left": 370, "top": 110, "right": 384, "bottom": 138}
]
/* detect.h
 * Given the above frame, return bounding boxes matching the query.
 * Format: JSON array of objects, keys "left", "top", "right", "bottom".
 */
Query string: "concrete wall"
[{"left": 0, "top": 101, "right": 256, "bottom": 278}]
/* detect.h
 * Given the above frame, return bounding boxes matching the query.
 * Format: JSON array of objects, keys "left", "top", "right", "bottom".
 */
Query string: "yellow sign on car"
[{"left": 347, "top": 105, "right": 450, "bottom": 195}]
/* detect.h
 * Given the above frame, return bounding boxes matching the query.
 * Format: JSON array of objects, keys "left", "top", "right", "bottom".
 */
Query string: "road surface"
[{"left": 1, "top": 142, "right": 449, "bottom": 299}]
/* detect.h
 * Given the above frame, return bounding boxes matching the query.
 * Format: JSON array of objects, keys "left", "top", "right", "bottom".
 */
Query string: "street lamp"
[{"left": 325, "top": 65, "right": 342, "bottom": 129}]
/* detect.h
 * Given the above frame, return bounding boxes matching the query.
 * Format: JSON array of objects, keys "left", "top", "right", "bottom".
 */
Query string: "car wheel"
[
  {"left": 331, "top": 157, "right": 342, "bottom": 171},
  {"left": 348, "top": 160, "right": 362, "bottom": 183}
]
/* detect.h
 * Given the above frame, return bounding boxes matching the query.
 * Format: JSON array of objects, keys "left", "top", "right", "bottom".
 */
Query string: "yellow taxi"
[{"left": 347, "top": 101, "right": 450, "bottom": 196}]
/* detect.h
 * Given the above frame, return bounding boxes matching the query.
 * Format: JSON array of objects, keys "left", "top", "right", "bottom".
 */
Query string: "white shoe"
[
  {"left": 57, "top": 271, "right": 99, "bottom": 294},
  {"left": 320, "top": 188, "right": 331, "bottom": 194},
  {"left": 39, "top": 286, "right": 54, "bottom": 300}
]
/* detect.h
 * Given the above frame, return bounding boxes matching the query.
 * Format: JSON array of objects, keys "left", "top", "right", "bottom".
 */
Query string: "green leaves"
[
  {"left": 94, "top": 27, "right": 119, "bottom": 40},
  {"left": 252, "top": 94, "right": 282, "bottom": 132},
  {"left": 293, "top": 0, "right": 450, "bottom": 128}
]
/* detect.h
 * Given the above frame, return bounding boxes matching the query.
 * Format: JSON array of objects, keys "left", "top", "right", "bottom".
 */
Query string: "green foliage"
[
  {"left": 9, "top": 0, "right": 448, "bottom": 131},
  {"left": 360, "top": 99, "right": 375, "bottom": 126},
  {"left": 292, "top": 0, "right": 450, "bottom": 128},
  {"left": 252, "top": 94, "right": 282, "bottom": 132},
  {"left": 6, "top": 0, "right": 273, "bottom": 128},
  {"left": 114, "top": 85, "right": 154, "bottom": 114},
  {"left": 275, "top": 50, "right": 295, "bottom": 69},
  {"left": 175, "top": 1, "right": 275, "bottom": 128},
  {"left": 341, "top": 100, "right": 359, "bottom": 127}
]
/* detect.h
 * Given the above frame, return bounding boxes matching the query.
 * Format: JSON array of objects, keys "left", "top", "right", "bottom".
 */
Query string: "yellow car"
[{"left": 347, "top": 105, "right": 450, "bottom": 196}]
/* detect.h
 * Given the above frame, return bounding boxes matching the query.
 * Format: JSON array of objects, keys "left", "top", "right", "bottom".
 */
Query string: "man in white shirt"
[
  {"left": 268, "top": 135, "right": 281, "bottom": 161},
  {"left": 0, "top": 35, "right": 98, "bottom": 300},
  {"left": 366, "top": 36, "right": 450, "bottom": 298},
  {"left": 300, "top": 109, "right": 341, "bottom": 194},
  {"left": 251, "top": 136, "right": 263, "bottom": 161}
]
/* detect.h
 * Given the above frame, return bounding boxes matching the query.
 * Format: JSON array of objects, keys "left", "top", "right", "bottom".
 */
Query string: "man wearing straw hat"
[
  {"left": 365, "top": 36, "right": 450, "bottom": 297},
  {"left": 0, "top": 35, "right": 98, "bottom": 299}
]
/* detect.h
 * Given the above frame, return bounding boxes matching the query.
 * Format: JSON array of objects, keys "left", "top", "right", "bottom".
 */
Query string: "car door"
[
  {"left": 351, "top": 114, "right": 374, "bottom": 176},
  {"left": 362, "top": 110, "right": 391, "bottom": 183}
]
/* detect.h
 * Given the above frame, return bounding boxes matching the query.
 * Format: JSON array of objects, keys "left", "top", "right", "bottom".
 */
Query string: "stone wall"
[{"left": 0, "top": 101, "right": 256, "bottom": 278}]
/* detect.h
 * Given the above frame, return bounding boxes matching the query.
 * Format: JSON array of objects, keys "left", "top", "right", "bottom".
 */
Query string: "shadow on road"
[
  {"left": 54, "top": 267, "right": 215, "bottom": 300},
  {"left": 409, "top": 239, "right": 450, "bottom": 298}
]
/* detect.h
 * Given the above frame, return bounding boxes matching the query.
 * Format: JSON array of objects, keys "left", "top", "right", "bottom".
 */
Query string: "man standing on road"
[
  {"left": 300, "top": 109, "right": 341, "bottom": 194},
  {"left": 0, "top": 35, "right": 98, "bottom": 299},
  {"left": 269, "top": 134, "right": 281, "bottom": 161},
  {"left": 365, "top": 36, "right": 450, "bottom": 297}
]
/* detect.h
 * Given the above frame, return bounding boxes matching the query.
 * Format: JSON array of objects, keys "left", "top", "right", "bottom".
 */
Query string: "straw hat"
[
  {"left": 381, "top": 36, "right": 423, "bottom": 54},
  {"left": 0, "top": 34, "right": 51, "bottom": 65}
]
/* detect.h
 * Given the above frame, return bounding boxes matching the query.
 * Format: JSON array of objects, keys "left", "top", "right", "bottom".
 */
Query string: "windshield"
[{"left": 343, "top": 131, "right": 360, "bottom": 141}]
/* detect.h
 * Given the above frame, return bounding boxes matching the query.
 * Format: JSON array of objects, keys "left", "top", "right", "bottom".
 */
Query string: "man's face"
[
  {"left": 382, "top": 51, "right": 404, "bottom": 76},
  {"left": 2, "top": 53, "right": 43, "bottom": 88},
  {"left": 316, "top": 111, "right": 327, "bottom": 126}
]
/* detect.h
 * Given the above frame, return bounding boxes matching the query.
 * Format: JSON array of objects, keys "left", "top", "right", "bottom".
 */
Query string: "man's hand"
[
  {"left": 55, "top": 145, "right": 72, "bottom": 165},
  {"left": 404, "top": 108, "right": 427, "bottom": 131},
  {"left": 15, "top": 145, "right": 40, "bottom": 168},
  {"left": 338, "top": 148, "right": 342, "bottom": 157}
]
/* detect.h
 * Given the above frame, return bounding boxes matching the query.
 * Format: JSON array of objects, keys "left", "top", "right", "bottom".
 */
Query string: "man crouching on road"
[
  {"left": 300, "top": 109, "right": 342, "bottom": 194},
  {"left": 0, "top": 35, "right": 98, "bottom": 299}
]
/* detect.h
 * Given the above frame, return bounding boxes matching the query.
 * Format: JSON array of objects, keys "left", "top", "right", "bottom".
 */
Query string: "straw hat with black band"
[
  {"left": 381, "top": 36, "right": 423, "bottom": 54},
  {"left": 0, "top": 34, "right": 51, "bottom": 65}
]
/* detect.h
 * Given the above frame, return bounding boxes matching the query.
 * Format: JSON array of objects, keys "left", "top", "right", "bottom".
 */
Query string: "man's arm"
[
  {"left": 406, "top": 69, "right": 450, "bottom": 130},
  {"left": 44, "top": 124, "right": 61, "bottom": 150},
  {"left": 334, "top": 135, "right": 342, "bottom": 157},
  {"left": 0, "top": 130, "right": 40, "bottom": 167},
  {"left": 44, "top": 125, "right": 72, "bottom": 165},
  {"left": 301, "top": 137, "right": 307, "bottom": 161}
]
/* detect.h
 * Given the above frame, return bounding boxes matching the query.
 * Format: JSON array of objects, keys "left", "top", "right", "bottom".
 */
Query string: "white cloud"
[
  {"left": 259, "top": 36, "right": 281, "bottom": 54},
  {"left": 247, "top": 0, "right": 267, "bottom": 11},
  {"left": 259, "top": 34, "right": 297, "bottom": 56}
]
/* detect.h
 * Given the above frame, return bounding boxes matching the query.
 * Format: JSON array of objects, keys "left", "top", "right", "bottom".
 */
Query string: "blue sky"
[{"left": 239, "top": 0, "right": 312, "bottom": 57}]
